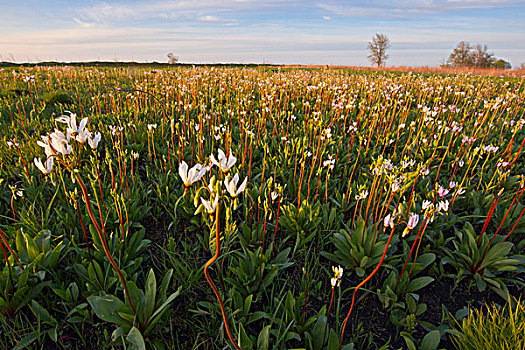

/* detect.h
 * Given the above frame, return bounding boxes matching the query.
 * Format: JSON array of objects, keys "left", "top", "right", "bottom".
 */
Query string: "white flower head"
[
  {"left": 37, "top": 135, "right": 56, "bottom": 158},
  {"left": 88, "top": 132, "right": 101, "bottom": 149},
  {"left": 179, "top": 161, "right": 207, "bottom": 187},
  {"left": 201, "top": 195, "right": 219, "bottom": 215},
  {"left": 210, "top": 148, "right": 236, "bottom": 172},
  {"left": 384, "top": 214, "right": 395, "bottom": 228},
  {"left": 422, "top": 200, "right": 433, "bottom": 211},
  {"left": 49, "top": 129, "right": 72, "bottom": 155},
  {"left": 57, "top": 111, "right": 89, "bottom": 142},
  {"left": 455, "top": 188, "right": 466, "bottom": 196},
  {"left": 224, "top": 173, "right": 247, "bottom": 198},
  {"left": 402, "top": 213, "right": 419, "bottom": 238},
  {"left": 332, "top": 265, "right": 343, "bottom": 279},
  {"left": 331, "top": 265, "right": 343, "bottom": 287},
  {"left": 391, "top": 181, "right": 401, "bottom": 193},
  {"left": 407, "top": 213, "right": 419, "bottom": 229},
  {"left": 34, "top": 157, "right": 54, "bottom": 175},
  {"left": 437, "top": 200, "right": 449, "bottom": 213},
  {"left": 438, "top": 185, "right": 449, "bottom": 197}
]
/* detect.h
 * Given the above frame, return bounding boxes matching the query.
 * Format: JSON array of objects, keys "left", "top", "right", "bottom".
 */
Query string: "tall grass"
[{"left": 450, "top": 296, "right": 525, "bottom": 350}]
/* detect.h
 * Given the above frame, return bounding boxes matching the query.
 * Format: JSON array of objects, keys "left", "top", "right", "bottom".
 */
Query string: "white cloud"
[
  {"left": 198, "top": 15, "right": 220, "bottom": 22},
  {"left": 77, "top": 0, "right": 299, "bottom": 23},
  {"left": 447, "top": 0, "right": 511, "bottom": 2},
  {"left": 80, "top": 2, "right": 137, "bottom": 22},
  {"left": 73, "top": 18, "right": 95, "bottom": 28},
  {"left": 318, "top": 0, "right": 519, "bottom": 18},
  {"left": 323, "top": 15, "right": 331, "bottom": 20}
]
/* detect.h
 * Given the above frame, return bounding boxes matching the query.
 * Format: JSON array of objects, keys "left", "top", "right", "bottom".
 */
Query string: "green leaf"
[
  {"left": 126, "top": 327, "right": 146, "bottom": 350},
  {"left": 257, "top": 325, "right": 271, "bottom": 350},
  {"left": 144, "top": 287, "right": 181, "bottom": 335},
  {"left": 158, "top": 269, "right": 173, "bottom": 303},
  {"left": 244, "top": 294, "right": 253, "bottom": 316},
  {"left": 13, "top": 332, "right": 38, "bottom": 350},
  {"left": 48, "top": 327, "right": 58, "bottom": 342},
  {"left": 112, "top": 327, "right": 127, "bottom": 343},
  {"left": 416, "top": 253, "right": 436, "bottom": 269},
  {"left": 73, "top": 263, "right": 89, "bottom": 280},
  {"left": 420, "top": 330, "right": 440, "bottom": 350},
  {"left": 118, "top": 311, "right": 135, "bottom": 323},
  {"left": 31, "top": 300, "right": 55, "bottom": 324},
  {"left": 35, "top": 229, "right": 51, "bottom": 252},
  {"left": 402, "top": 335, "right": 417, "bottom": 350},
  {"left": 17, "top": 229, "right": 39, "bottom": 261},
  {"left": 406, "top": 276, "right": 434, "bottom": 292},
  {"left": 327, "top": 329, "right": 339, "bottom": 350},
  {"left": 87, "top": 295, "right": 127, "bottom": 327},
  {"left": 126, "top": 281, "right": 144, "bottom": 324},
  {"left": 285, "top": 291, "right": 295, "bottom": 321},
  {"left": 144, "top": 269, "right": 156, "bottom": 321},
  {"left": 355, "top": 267, "right": 365, "bottom": 277},
  {"left": 248, "top": 311, "right": 270, "bottom": 324},
  {"left": 70, "top": 282, "right": 79, "bottom": 301},
  {"left": 239, "top": 323, "right": 254, "bottom": 349},
  {"left": 87, "top": 261, "right": 103, "bottom": 286},
  {"left": 284, "top": 332, "right": 301, "bottom": 342},
  {"left": 311, "top": 315, "right": 327, "bottom": 349},
  {"left": 481, "top": 242, "right": 513, "bottom": 268},
  {"left": 473, "top": 273, "right": 486, "bottom": 292}
]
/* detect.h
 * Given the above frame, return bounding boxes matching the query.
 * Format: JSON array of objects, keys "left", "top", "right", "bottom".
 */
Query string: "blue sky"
[{"left": 1, "top": 0, "right": 524, "bottom": 67}]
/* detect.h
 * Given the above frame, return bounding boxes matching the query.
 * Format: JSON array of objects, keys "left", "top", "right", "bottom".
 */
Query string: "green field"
[{"left": 0, "top": 66, "right": 524, "bottom": 349}]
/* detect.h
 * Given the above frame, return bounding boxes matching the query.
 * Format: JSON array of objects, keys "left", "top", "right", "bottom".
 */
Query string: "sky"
[{"left": 0, "top": 0, "right": 524, "bottom": 67}]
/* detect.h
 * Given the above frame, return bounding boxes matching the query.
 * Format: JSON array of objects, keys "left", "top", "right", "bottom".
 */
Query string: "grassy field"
[{"left": 0, "top": 65, "right": 524, "bottom": 349}]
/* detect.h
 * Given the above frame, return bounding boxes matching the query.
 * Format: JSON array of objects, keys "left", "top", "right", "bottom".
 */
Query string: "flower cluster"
[
  {"left": 323, "top": 154, "right": 336, "bottom": 170},
  {"left": 183, "top": 149, "right": 248, "bottom": 216},
  {"left": 34, "top": 112, "right": 101, "bottom": 175},
  {"left": 56, "top": 112, "right": 101, "bottom": 147}
]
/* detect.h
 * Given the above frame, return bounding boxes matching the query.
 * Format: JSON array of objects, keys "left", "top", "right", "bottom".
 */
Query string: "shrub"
[{"left": 43, "top": 91, "right": 72, "bottom": 105}]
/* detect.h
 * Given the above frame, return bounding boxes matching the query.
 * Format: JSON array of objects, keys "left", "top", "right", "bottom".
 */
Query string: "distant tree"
[
  {"left": 367, "top": 33, "right": 390, "bottom": 67},
  {"left": 167, "top": 53, "right": 179, "bottom": 64},
  {"left": 447, "top": 41, "right": 473, "bottom": 67},
  {"left": 493, "top": 59, "right": 512, "bottom": 70},
  {"left": 470, "top": 44, "right": 494, "bottom": 68},
  {"left": 446, "top": 42, "right": 512, "bottom": 69}
]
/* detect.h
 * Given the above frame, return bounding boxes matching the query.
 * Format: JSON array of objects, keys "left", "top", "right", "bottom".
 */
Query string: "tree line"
[{"left": 443, "top": 41, "right": 511, "bottom": 69}]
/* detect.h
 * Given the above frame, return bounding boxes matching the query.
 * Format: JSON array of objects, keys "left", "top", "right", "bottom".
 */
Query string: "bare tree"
[
  {"left": 367, "top": 33, "right": 390, "bottom": 67},
  {"left": 167, "top": 53, "right": 179, "bottom": 64},
  {"left": 446, "top": 41, "right": 473, "bottom": 67},
  {"left": 470, "top": 44, "right": 494, "bottom": 68}
]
